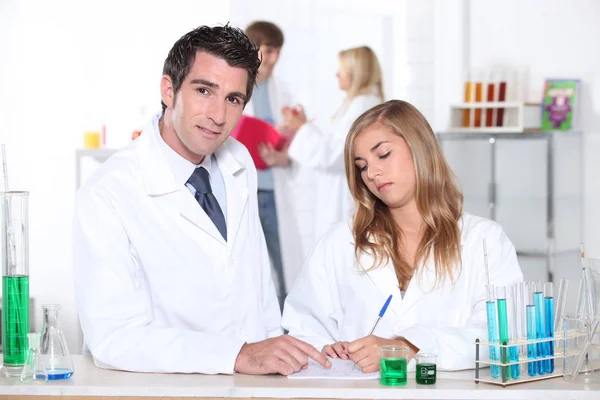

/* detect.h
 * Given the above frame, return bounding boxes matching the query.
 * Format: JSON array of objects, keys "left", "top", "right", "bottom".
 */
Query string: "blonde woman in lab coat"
[
  {"left": 282, "top": 100, "right": 524, "bottom": 372},
  {"left": 261, "top": 46, "right": 384, "bottom": 245}
]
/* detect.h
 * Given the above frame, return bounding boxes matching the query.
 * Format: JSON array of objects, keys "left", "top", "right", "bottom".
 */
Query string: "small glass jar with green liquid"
[
  {"left": 415, "top": 353, "right": 437, "bottom": 385},
  {"left": 379, "top": 346, "right": 409, "bottom": 386},
  {"left": 1, "top": 191, "right": 30, "bottom": 377}
]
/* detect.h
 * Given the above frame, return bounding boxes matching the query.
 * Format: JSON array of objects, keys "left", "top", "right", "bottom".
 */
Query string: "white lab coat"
[
  {"left": 73, "top": 116, "right": 282, "bottom": 374},
  {"left": 287, "top": 93, "right": 381, "bottom": 245},
  {"left": 282, "top": 213, "right": 524, "bottom": 371},
  {"left": 245, "top": 76, "right": 314, "bottom": 290}
]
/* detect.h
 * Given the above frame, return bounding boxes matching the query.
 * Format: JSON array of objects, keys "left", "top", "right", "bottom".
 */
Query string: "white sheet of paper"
[{"left": 288, "top": 358, "right": 380, "bottom": 380}]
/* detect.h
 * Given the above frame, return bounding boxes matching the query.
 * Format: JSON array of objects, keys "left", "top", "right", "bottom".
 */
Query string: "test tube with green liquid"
[{"left": 496, "top": 286, "right": 510, "bottom": 381}]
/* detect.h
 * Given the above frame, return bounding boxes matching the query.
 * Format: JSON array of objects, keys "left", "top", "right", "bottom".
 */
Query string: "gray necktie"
[{"left": 187, "top": 167, "right": 227, "bottom": 241}]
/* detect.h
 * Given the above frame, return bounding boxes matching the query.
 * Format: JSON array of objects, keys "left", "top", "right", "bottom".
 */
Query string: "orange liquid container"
[
  {"left": 462, "top": 81, "right": 474, "bottom": 127},
  {"left": 83, "top": 131, "right": 101, "bottom": 149},
  {"left": 496, "top": 81, "right": 507, "bottom": 127},
  {"left": 486, "top": 83, "right": 495, "bottom": 127},
  {"left": 474, "top": 82, "right": 483, "bottom": 127}
]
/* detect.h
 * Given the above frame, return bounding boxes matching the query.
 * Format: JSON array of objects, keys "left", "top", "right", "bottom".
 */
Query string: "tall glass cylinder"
[{"left": 1, "top": 191, "right": 30, "bottom": 377}]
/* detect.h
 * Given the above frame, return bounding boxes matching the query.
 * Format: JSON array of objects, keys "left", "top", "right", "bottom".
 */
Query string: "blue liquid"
[
  {"left": 47, "top": 368, "right": 73, "bottom": 380},
  {"left": 526, "top": 305, "right": 537, "bottom": 377},
  {"left": 509, "top": 346, "right": 520, "bottom": 379},
  {"left": 544, "top": 296, "right": 555, "bottom": 373},
  {"left": 497, "top": 299, "right": 510, "bottom": 381},
  {"left": 486, "top": 301, "right": 500, "bottom": 378},
  {"left": 534, "top": 292, "right": 548, "bottom": 375}
]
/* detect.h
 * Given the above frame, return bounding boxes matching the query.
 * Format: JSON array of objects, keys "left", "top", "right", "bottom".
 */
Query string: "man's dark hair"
[
  {"left": 245, "top": 21, "right": 284, "bottom": 48},
  {"left": 161, "top": 24, "right": 261, "bottom": 114}
]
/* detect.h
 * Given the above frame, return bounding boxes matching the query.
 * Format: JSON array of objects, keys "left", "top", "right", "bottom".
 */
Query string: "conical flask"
[
  {"left": 39, "top": 304, "right": 74, "bottom": 380},
  {"left": 20, "top": 333, "right": 48, "bottom": 383}
]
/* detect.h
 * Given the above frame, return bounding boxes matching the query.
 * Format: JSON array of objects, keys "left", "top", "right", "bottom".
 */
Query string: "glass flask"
[
  {"left": 39, "top": 304, "right": 74, "bottom": 380},
  {"left": 20, "top": 333, "right": 48, "bottom": 383}
]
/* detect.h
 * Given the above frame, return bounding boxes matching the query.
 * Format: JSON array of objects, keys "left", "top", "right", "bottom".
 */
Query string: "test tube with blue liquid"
[
  {"left": 508, "top": 284, "right": 521, "bottom": 379},
  {"left": 526, "top": 284, "right": 538, "bottom": 377},
  {"left": 544, "top": 282, "right": 554, "bottom": 373},
  {"left": 486, "top": 284, "right": 500, "bottom": 378},
  {"left": 533, "top": 281, "right": 548, "bottom": 375},
  {"left": 496, "top": 286, "right": 510, "bottom": 381}
]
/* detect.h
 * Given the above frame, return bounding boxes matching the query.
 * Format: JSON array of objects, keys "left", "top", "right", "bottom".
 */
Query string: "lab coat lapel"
[
  {"left": 179, "top": 190, "right": 226, "bottom": 245},
  {"left": 358, "top": 252, "right": 403, "bottom": 319},
  {"left": 136, "top": 117, "right": 227, "bottom": 245},
  {"left": 215, "top": 140, "right": 248, "bottom": 247}
]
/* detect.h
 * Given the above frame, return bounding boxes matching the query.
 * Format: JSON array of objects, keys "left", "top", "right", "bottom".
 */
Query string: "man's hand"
[
  {"left": 322, "top": 341, "right": 350, "bottom": 360},
  {"left": 348, "top": 336, "right": 418, "bottom": 373},
  {"left": 258, "top": 142, "right": 290, "bottom": 167},
  {"left": 234, "top": 335, "right": 332, "bottom": 376}
]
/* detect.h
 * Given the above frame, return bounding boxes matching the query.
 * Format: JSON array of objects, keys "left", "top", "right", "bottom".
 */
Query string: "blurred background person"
[
  {"left": 244, "top": 21, "right": 297, "bottom": 310},
  {"left": 261, "top": 46, "right": 384, "bottom": 246}
]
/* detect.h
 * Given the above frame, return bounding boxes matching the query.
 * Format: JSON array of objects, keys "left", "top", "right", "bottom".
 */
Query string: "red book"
[{"left": 230, "top": 115, "right": 287, "bottom": 170}]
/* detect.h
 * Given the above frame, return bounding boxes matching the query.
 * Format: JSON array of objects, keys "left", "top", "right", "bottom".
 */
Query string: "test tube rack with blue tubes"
[
  {"left": 474, "top": 282, "right": 588, "bottom": 386},
  {"left": 474, "top": 331, "right": 588, "bottom": 386}
]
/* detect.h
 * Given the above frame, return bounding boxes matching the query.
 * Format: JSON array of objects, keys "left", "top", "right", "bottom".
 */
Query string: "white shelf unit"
[
  {"left": 437, "top": 130, "right": 584, "bottom": 283},
  {"left": 75, "top": 148, "right": 117, "bottom": 189},
  {"left": 449, "top": 102, "right": 541, "bottom": 133}
]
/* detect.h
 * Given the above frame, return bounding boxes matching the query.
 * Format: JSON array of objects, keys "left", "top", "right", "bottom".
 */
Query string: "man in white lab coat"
[{"left": 73, "top": 25, "right": 329, "bottom": 375}]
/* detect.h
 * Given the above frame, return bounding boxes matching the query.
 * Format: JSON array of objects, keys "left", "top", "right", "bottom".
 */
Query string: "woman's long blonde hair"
[
  {"left": 344, "top": 100, "right": 463, "bottom": 288},
  {"left": 338, "top": 46, "right": 384, "bottom": 105}
]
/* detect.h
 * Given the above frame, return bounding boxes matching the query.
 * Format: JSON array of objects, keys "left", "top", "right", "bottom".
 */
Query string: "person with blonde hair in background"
[
  {"left": 260, "top": 46, "right": 384, "bottom": 246},
  {"left": 282, "top": 100, "right": 523, "bottom": 372}
]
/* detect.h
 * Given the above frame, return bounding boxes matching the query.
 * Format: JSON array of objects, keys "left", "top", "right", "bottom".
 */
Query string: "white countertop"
[{"left": 0, "top": 355, "right": 598, "bottom": 399}]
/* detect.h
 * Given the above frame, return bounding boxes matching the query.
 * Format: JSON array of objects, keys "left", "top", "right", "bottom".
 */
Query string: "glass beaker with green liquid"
[
  {"left": 379, "top": 346, "right": 409, "bottom": 386},
  {"left": 1, "top": 191, "right": 30, "bottom": 377},
  {"left": 415, "top": 353, "right": 437, "bottom": 384}
]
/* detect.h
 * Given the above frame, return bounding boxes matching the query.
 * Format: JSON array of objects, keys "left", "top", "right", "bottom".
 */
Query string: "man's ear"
[{"left": 161, "top": 75, "right": 174, "bottom": 108}]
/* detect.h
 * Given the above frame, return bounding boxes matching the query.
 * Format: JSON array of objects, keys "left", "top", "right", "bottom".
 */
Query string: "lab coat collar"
[
  {"left": 136, "top": 113, "right": 247, "bottom": 247},
  {"left": 136, "top": 113, "right": 244, "bottom": 195},
  {"left": 215, "top": 140, "right": 247, "bottom": 246}
]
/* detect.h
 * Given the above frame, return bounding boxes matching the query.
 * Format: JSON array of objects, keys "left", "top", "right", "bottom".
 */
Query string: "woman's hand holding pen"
[
  {"left": 347, "top": 335, "right": 418, "bottom": 373},
  {"left": 322, "top": 341, "right": 350, "bottom": 360}
]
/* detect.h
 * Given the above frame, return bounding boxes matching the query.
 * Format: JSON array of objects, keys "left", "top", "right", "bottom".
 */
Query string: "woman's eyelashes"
[{"left": 356, "top": 151, "right": 391, "bottom": 173}]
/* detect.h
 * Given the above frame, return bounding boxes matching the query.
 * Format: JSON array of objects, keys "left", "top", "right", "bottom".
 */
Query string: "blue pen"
[{"left": 368, "top": 295, "right": 393, "bottom": 335}]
